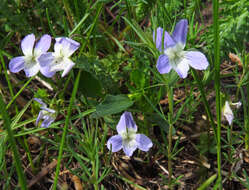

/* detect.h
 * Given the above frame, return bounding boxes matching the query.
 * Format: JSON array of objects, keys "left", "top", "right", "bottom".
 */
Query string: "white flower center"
[
  {"left": 50, "top": 50, "right": 66, "bottom": 72},
  {"left": 164, "top": 43, "right": 185, "bottom": 67},
  {"left": 120, "top": 129, "right": 137, "bottom": 148},
  {"left": 24, "top": 55, "right": 37, "bottom": 66}
]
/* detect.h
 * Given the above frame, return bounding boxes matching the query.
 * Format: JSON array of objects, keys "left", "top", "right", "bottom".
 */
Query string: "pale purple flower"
[
  {"left": 34, "top": 98, "right": 56, "bottom": 128},
  {"left": 223, "top": 101, "right": 234, "bottom": 125},
  {"left": 9, "top": 34, "right": 52, "bottom": 77},
  {"left": 154, "top": 19, "right": 209, "bottom": 78},
  {"left": 38, "top": 37, "right": 80, "bottom": 77},
  {"left": 223, "top": 101, "right": 241, "bottom": 125},
  {"left": 107, "top": 112, "right": 153, "bottom": 157}
]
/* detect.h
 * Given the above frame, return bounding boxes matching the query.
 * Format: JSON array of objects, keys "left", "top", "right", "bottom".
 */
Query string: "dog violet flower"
[
  {"left": 107, "top": 112, "right": 153, "bottom": 157},
  {"left": 38, "top": 37, "right": 80, "bottom": 77},
  {"left": 222, "top": 101, "right": 241, "bottom": 125},
  {"left": 154, "top": 19, "right": 209, "bottom": 78},
  {"left": 34, "top": 98, "right": 56, "bottom": 128},
  {"left": 9, "top": 34, "right": 52, "bottom": 77}
]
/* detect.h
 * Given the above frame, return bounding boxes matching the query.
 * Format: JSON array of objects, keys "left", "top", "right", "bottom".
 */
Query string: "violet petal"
[
  {"left": 34, "top": 34, "right": 51, "bottom": 56},
  {"left": 107, "top": 135, "right": 123, "bottom": 152},
  {"left": 21, "top": 34, "right": 35, "bottom": 56},
  {"left": 9, "top": 56, "right": 25, "bottom": 73},
  {"left": 36, "top": 111, "right": 43, "bottom": 126},
  {"left": 41, "top": 117, "right": 55, "bottom": 128},
  {"left": 153, "top": 27, "right": 163, "bottom": 51},
  {"left": 56, "top": 37, "right": 80, "bottom": 57},
  {"left": 117, "top": 112, "right": 137, "bottom": 134},
  {"left": 156, "top": 54, "right": 172, "bottom": 74},
  {"left": 223, "top": 101, "right": 234, "bottom": 125},
  {"left": 174, "top": 58, "right": 190, "bottom": 78},
  {"left": 172, "top": 19, "right": 188, "bottom": 45},
  {"left": 163, "top": 31, "right": 176, "bottom": 49},
  {"left": 122, "top": 141, "right": 138, "bottom": 157},
  {"left": 24, "top": 62, "right": 40, "bottom": 77},
  {"left": 136, "top": 134, "right": 153, "bottom": 152},
  {"left": 185, "top": 51, "right": 209, "bottom": 70},
  {"left": 61, "top": 58, "right": 75, "bottom": 77},
  {"left": 34, "top": 98, "right": 47, "bottom": 107}
]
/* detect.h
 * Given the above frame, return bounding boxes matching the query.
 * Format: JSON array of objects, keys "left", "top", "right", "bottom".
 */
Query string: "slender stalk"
[
  {"left": 0, "top": 95, "right": 27, "bottom": 189},
  {"left": 59, "top": 73, "right": 72, "bottom": 100},
  {"left": 235, "top": 69, "right": 245, "bottom": 100},
  {"left": 45, "top": 8, "right": 56, "bottom": 37},
  {"left": 52, "top": 70, "right": 81, "bottom": 190},
  {"left": 213, "top": 0, "right": 222, "bottom": 188},
  {"left": 23, "top": 137, "right": 35, "bottom": 172},
  {"left": 191, "top": 70, "right": 217, "bottom": 140},
  {"left": 0, "top": 51, "right": 18, "bottom": 113},
  {"left": 79, "top": 3, "right": 103, "bottom": 54},
  {"left": 245, "top": 85, "right": 249, "bottom": 150},
  {"left": 63, "top": 0, "right": 74, "bottom": 29},
  {"left": 6, "top": 76, "right": 34, "bottom": 110},
  {"left": 227, "top": 123, "right": 233, "bottom": 180},
  {"left": 164, "top": 75, "right": 174, "bottom": 189}
]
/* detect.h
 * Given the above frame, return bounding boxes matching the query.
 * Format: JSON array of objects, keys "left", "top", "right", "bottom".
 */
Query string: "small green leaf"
[
  {"left": 130, "top": 69, "right": 146, "bottom": 89},
  {"left": 197, "top": 174, "right": 217, "bottom": 190},
  {"left": 78, "top": 70, "right": 102, "bottom": 98},
  {"left": 96, "top": 95, "right": 133, "bottom": 116}
]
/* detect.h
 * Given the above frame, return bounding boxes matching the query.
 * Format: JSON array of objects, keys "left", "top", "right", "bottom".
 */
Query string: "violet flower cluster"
[
  {"left": 9, "top": 34, "right": 80, "bottom": 78},
  {"left": 8, "top": 19, "right": 211, "bottom": 157},
  {"left": 8, "top": 33, "right": 80, "bottom": 129},
  {"left": 154, "top": 19, "right": 209, "bottom": 78}
]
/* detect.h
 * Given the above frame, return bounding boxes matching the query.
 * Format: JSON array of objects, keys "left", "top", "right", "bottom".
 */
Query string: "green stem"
[
  {"left": 227, "top": 123, "right": 233, "bottom": 180},
  {"left": 92, "top": 161, "right": 98, "bottom": 190},
  {"left": 46, "top": 8, "right": 56, "bottom": 37},
  {"left": 213, "top": 0, "right": 222, "bottom": 188},
  {"left": 245, "top": 85, "right": 249, "bottom": 150},
  {"left": 0, "top": 51, "right": 18, "bottom": 113},
  {"left": 164, "top": 75, "right": 173, "bottom": 189},
  {"left": 59, "top": 74, "right": 72, "bottom": 100},
  {"left": 23, "top": 137, "right": 35, "bottom": 172},
  {"left": 52, "top": 70, "right": 81, "bottom": 190},
  {"left": 63, "top": 0, "right": 74, "bottom": 29},
  {"left": 6, "top": 76, "right": 34, "bottom": 110},
  {"left": 191, "top": 69, "right": 217, "bottom": 140},
  {"left": 0, "top": 95, "right": 27, "bottom": 189},
  {"left": 235, "top": 70, "right": 245, "bottom": 100},
  {"left": 79, "top": 3, "right": 103, "bottom": 55}
]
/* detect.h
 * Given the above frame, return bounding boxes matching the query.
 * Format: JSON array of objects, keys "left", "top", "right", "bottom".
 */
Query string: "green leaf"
[
  {"left": 96, "top": 95, "right": 133, "bottom": 116},
  {"left": 78, "top": 70, "right": 102, "bottom": 98},
  {"left": 197, "top": 174, "right": 217, "bottom": 190},
  {"left": 130, "top": 69, "right": 146, "bottom": 89}
]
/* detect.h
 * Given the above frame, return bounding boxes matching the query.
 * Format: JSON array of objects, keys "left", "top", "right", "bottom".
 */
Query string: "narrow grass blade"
[
  {"left": 52, "top": 70, "right": 82, "bottom": 190},
  {"left": 212, "top": 0, "right": 222, "bottom": 188},
  {"left": 6, "top": 76, "right": 34, "bottom": 110},
  {"left": 0, "top": 51, "right": 17, "bottom": 113},
  {"left": 191, "top": 69, "right": 217, "bottom": 140},
  {"left": 0, "top": 95, "right": 27, "bottom": 189},
  {"left": 197, "top": 174, "right": 217, "bottom": 190},
  {"left": 46, "top": 8, "right": 56, "bottom": 37},
  {"left": 69, "top": 13, "right": 90, "bottom": 37}
]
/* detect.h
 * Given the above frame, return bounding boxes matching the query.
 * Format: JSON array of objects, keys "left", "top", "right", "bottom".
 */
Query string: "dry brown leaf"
[
  {"left": 27, "top": 136, "right": 41, "bottom": 145},
  {"left": 71, "top": 175, "right": 83, "bottom": 190},
  {"left": 243, "top": 150, "right": 249, "bottom": 163},
  {"left": 28, "top": 159, "right": 57, "bottom": 188},
  {"left": 229, "top": 52, "right": 242, "bottom": 67}
]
